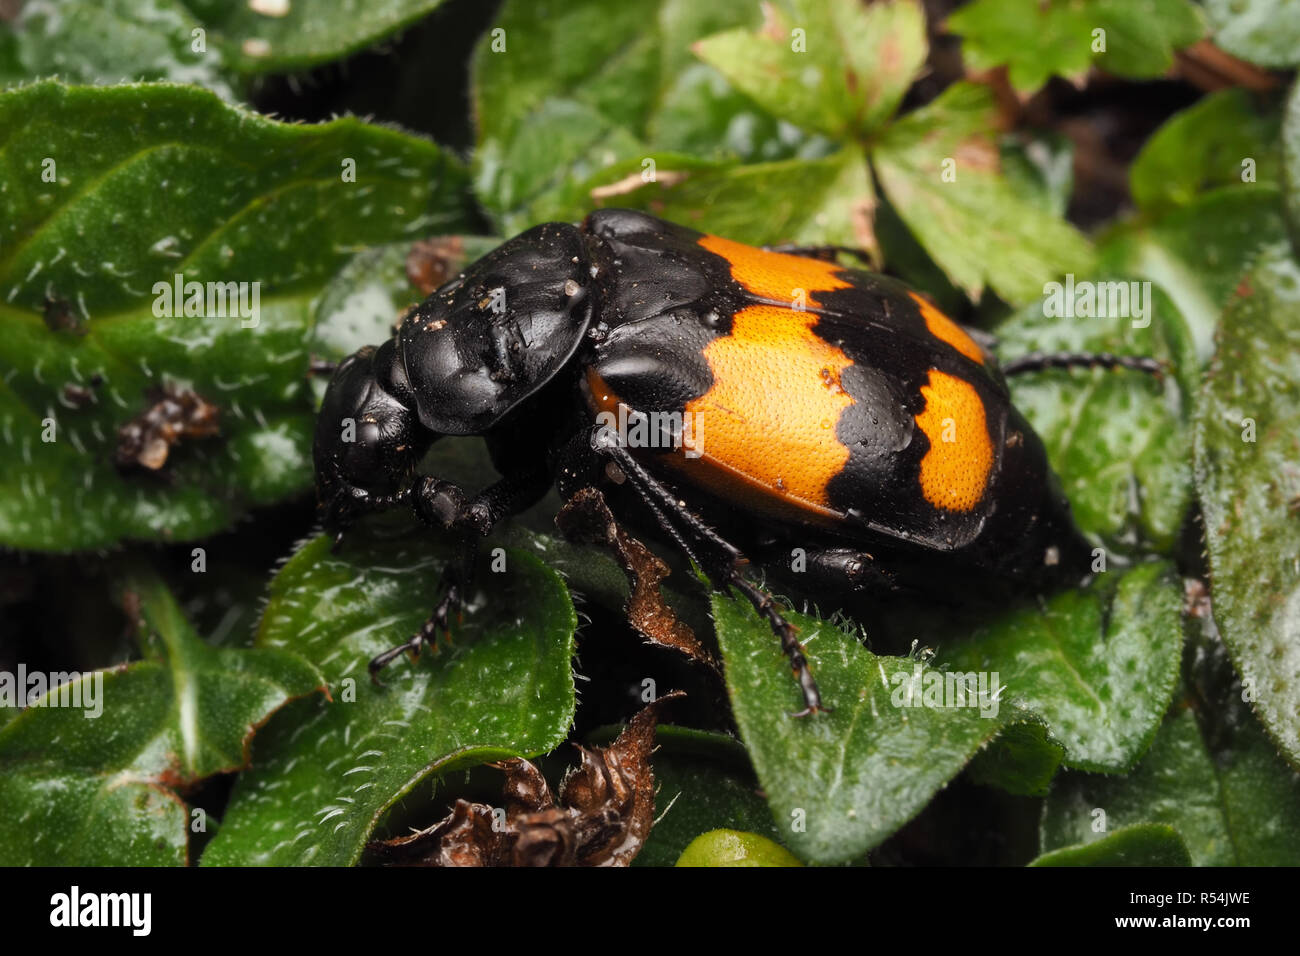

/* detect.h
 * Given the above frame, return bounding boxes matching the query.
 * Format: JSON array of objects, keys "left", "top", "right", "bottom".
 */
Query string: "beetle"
[{"left": 313, "top": 208, "right": 1160, "bottom": 715}]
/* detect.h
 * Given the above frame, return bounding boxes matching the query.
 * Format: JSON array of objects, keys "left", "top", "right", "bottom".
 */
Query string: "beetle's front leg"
[{"left": 370, "top": 469, "right": 550, "bottom": 682}]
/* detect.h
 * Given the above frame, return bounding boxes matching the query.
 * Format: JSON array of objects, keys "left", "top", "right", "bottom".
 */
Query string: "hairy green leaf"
[
  {"left": 0, "top": 81, "right": 472, "bottom": 551},
  {"left": 1195, "top": 242, "right": 1300, "bottom": 769},
  {"left": 0, "top": 567, "right": 324, "bottom": 865},
  {"left": 1042, "top": 702, "right": 1300, "bottom": 865},
  {"left": 1204, "top": 0, "right": 1300, "bottom": 68},
  {"left": 188, "top": 0, "right": 449, "bottom": 76},
  {"left": 1099, "top": 186, "right": 1288, "bottom": 363},
  {"left": 1030, "top": 823, "right": 1192, "bottom": 866},
  {"left": 873, "top": 82, "right": 1095, "bottom": 304},
  {"left": 948, "top": 0, "right": 1204, "bottom": 91},
  {"left": 693, "top": 0, "right": 926, "bottom": 138},
  {"left": 1283, "top": 77, "right": 1300, "bottom": 257},
  {"left": 996, "top": 284, "right": 1197, "bottom": 552},
  {"left": 201, "top": 532, "right": 576, "bottom": 866},
  {"left": 1131, "top": 88, "right": 1281, "bottom": 215},
  {"left": 940, "top": 563, "right": 1183, "bottom": 773},
  {"left": 0, "top": 0, "right": 233, "bottom": 96},
  {"left": 713, "top": 596, "right": 1037, "bottom": 864}
]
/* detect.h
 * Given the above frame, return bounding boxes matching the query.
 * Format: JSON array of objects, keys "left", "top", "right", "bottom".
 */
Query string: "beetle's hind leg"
[
  {"left": 722, "top": 571, "right": 827, "bottom": 717},
  {"left": 584, "top": 426, "right": 830, "bottom": 716},
  {"left": 1001, "top": 351, "right": 1166, "bottom": 378}
]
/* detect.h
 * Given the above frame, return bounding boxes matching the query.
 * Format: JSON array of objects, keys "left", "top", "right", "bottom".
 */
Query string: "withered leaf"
[
  {"left": 371, "top": 801, "right": 510, "bottom": 867},
  {"left": 43, "top": 292, "right": 85, "bottom": 335},
  {"left": 367, "top": 692, "right": 684, "bottom": 867},
  {"left": 406, "top": 236, "right": 468, "bottom": 297},
  {"left": 556, "top": 487, "right": 717, "bottom": 670},
  {"left": 115, "top": 383, "right": 220, "bottom": 471}
]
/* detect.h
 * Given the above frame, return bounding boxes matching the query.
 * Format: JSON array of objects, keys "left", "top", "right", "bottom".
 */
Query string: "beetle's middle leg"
[
  {"left": 762, "top": 242, "right": 878, "bottom": 270},
  {"left": 1001, "top": 352, "right": 1165, "bottom": 378},
  {"left": 369, "top": 467, "right": 550, "bottom": 681},
  {"left": 584, "top": 426, "right": 829, "bottom": 716},
  {"left": 788, "top": 546, "right": 898, "bottom": 594}
]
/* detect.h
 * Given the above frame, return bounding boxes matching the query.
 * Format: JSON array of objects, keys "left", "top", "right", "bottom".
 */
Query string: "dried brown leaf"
[
  {"left": 366, "top": 693, "right": 683, "bottom": 867},
  {"left": 115, "top": 383, "right": 220, "bottom": 471},
  {"left": 557, "top": 487, "right": 717, "bottom": 669},
  {"left": 406, "top": 236, "right": 468, "bottom": 296}
]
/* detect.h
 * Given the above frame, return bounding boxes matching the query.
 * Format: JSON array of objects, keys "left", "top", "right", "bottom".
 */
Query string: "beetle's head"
[{"left": 313, "top": 341, "right": 428, "bottom": 531}]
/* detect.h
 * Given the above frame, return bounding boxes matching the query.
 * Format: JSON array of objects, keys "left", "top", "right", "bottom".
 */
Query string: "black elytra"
[{"left": 313, "top": 209, "right": 1157, "bottom": 715}]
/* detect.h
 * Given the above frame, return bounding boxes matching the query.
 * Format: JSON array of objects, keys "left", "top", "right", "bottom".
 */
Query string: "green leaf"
[
  {"left": 1194, "top": 242, "right": 1300, "bottom": 769},
  {"left": 940, "top": 563, "right": 1183, "bottom": 773},
  {"left": 676, "top": 829, "right": 804, "bottom": 867},
  {"left": 1086, "top": 0, "right": 1205, "bottom": 78},
  {"left": 474, "top": 0, "right": 718, "bottom": 227},
  {"left": 1131, "top": 89, "right": 1281, "bottom": 215},
  {"left": 967, "top": 722, "right": 1064, "bottom": 797},
  {"left": 201, "top": 531, "right": 576, "bottom": 866},
  {"left": 948, "top": 0, "right": 1204, "bottom": 92},
  {"left": 533, "top": 147, "right": 877, "bottom": 253},
  {"left": 1030, "top": 823, "right": 1192, "bottom": 866},
  {"left": 693, "top": 0, "right": 926, "bottom": 138},
  {"left": 873, "top": 81, "right": 1095, "bottom": 304},
  {"left": 1000, "top": 132, "right": 1076, "bottom": 218},
  {"left": 473, "top": 0, "right": 658, "bottom": 169},
  {"left": 0, "top": 81, "right": 473, "bottom": 551},
  {"left": 1042, "top": 703, "right": 1300, "bottom": 865},
  {"left": 310, "top": 243, "right": 424, "bottom": 362},
  {"left": 1283, "top": 77, "right": 1300, "bottom": 256},
  {"left": 1042, "top": 599, "right": 1300, "bottom": 866},
  {"left": 0, "top": 0, "right": 234, "bottom": 96},
  {"left": 1099, "top": 186, "right": 1289, "bottom": 364},
  {"left": 648, "top": 62, "right": 834, "bottom": 163},
  {"left": 947, "top": 0, "right": 1093, "bottom": 91},
  {"left": 634, "top": 726, "right": 787, "bottom": 867},
  {"left": 995, "top": 283, "right": 1197, "bottom": 552},
  {"left": 471, "top": 0, "right": 818, "bottom": 231},
  {"left": 1, "top": 0, "right": 451, "bottom": 92},
  {"left": 873, "top": 193, "right": 967, "bottom": 315},
  {"left": 311, "top": 235, "right": 504, "bottom": 363},
  {"left": 187, "top": 0, "right": 449, "bottom": 76},
  {"left": 713, "top": 596, "right": 1037, "bottom": 864},
  {"left": 1204, "top": 0, "right": 1300, "bottom": 68},
  {"left": 0, "top": 566, "right": 324, "bottom": 866}
]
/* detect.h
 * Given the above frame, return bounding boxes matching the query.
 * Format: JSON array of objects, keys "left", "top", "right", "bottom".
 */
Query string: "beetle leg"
[
  {"left": 327, "top": 485, "right": 411, "bottom": 553},
  {"left": 370, "top": 469, "right": 550, "bottom": 678},
  {"left": 369, "top": 580, "right": 462, "bottom": 680},
  {"left": 797, "top": 547, "right": 897, "bottom": 594},
  {"left": 453, "top": 466, "right": 552, "bottom": 536},
  {"left": 307, "top": 355, "right": 339, "bottom": 378},
  {"left": 762, "top": 242, "right": 878, "bottom": 270},
  {"left": 1001, "top": 351, "right": 1166, "bottom": 378},
  {"left": 587, "top": 425, "right": 830, "bottom": 716}
]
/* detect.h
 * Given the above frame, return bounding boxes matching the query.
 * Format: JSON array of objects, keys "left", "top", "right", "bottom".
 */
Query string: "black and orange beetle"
[{"left": 313, "top": 209, "right": 1159, "bottom": 715}]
